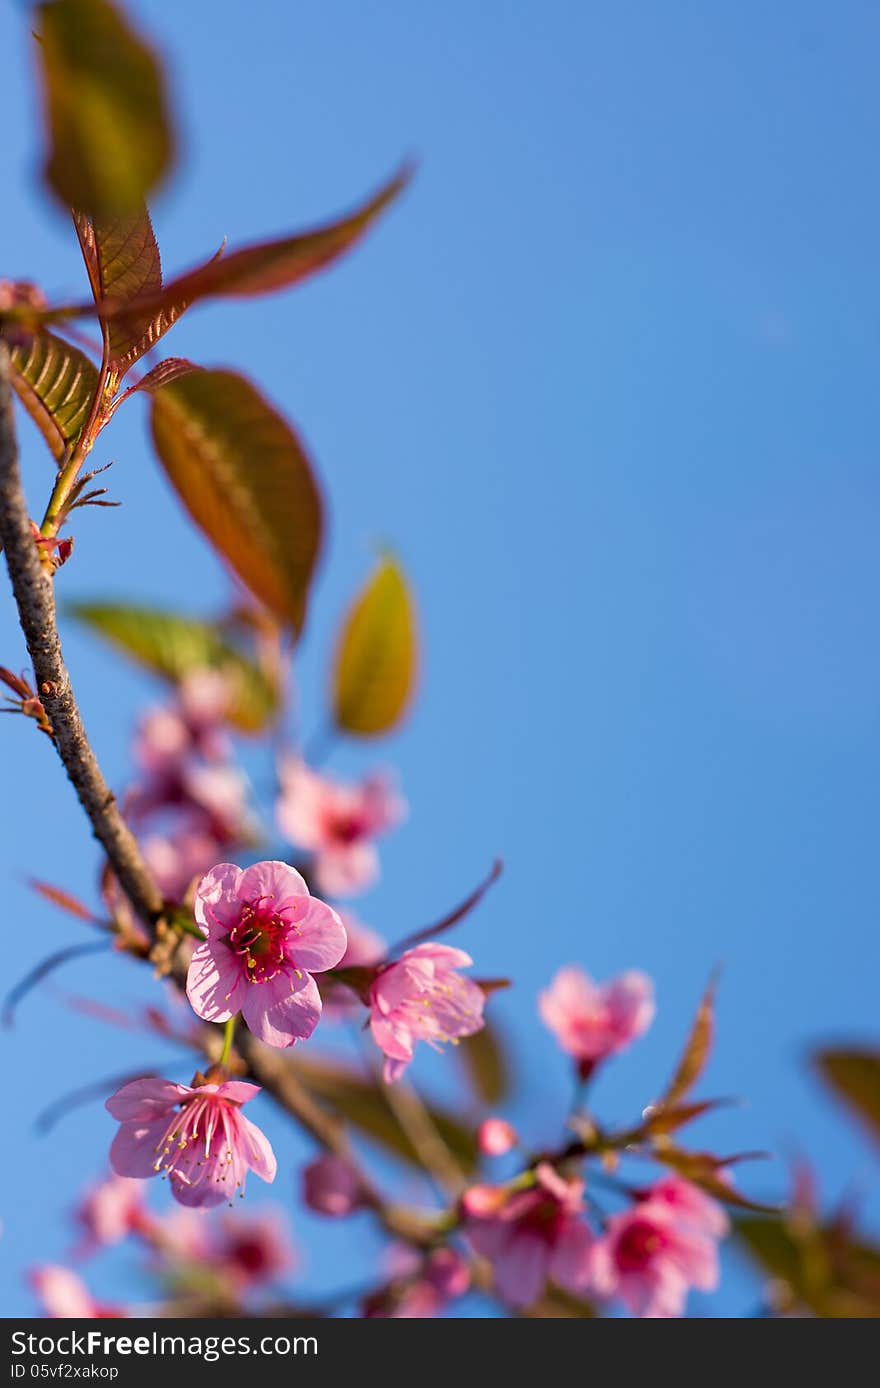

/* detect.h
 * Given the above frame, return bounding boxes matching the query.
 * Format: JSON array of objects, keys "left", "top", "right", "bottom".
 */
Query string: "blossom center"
[
  {"left": 151, "top": 1094, "right": 242, "bottom": 1197},
  {"left": 225, "top": 900, "right": 288, "bottom": 983},
  {"left": 615, "top": 1218, "right": 665, "bottom": 1271},
  {"left": 324, "top": 809, "right": 366, "bottom": 846}
]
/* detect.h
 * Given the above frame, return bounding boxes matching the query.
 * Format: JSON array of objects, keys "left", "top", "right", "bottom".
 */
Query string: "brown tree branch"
[
  {"left": 0, "top": 341, "right": 163, "bottom": 922},
  {"left": 0, "top": 337, "right": 445, "bottom": 1253}
]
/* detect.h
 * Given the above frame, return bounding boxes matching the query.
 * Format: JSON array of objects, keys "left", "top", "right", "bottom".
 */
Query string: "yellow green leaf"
[
  {"left": 67, "top": 601, "right": 280, "bottom": 733},
  {"left": 37, "top": 0, "right": 175, "bottom": 218},
  {"left": 9, "top": 330, "right": 99, "bottom": 462},
  {"left": 333, "top": 557, "right": 418, "bottom": 735}
]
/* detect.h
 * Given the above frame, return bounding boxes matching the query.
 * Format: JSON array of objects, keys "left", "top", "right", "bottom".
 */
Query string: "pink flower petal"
[
  {"left": 241, "top": 972, "right": 322, "bottom": 1047},
  {"left": 238, "top": 859, "right": 309, "bottom": 905},
  {"left": 105, "top": 1078, "right": 190, "bottom": 1122},
  {"left": 194, "top": 863, "right": 243, "bottom": 932},
  {"left": 287, "top": 897, "right": 348, "bottom": 973},
  {"left": 186, "top": 940, "right": 247, "bottom": 1022},
  {"left": 109, "top": 1118, "right": 170, "bottom": 1178}
]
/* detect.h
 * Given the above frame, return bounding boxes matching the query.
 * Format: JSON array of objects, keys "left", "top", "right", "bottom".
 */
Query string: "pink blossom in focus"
[
  {"left": 478, "top": 1118, "right": 518, "bottom": 1157},
  {"left": 106, "top": 1076, "right": 276, "bottom": 1208},
  {"left": 187, "top": 860, "right": 347, "bottom": 1047},
  {"left": 368, "top": 942, "right": 485, "bottom": 1083},
  {"left": 31, "top": 1266, "right": 123, "bottom": 1318},
  {"left": 276, "top": 758, "right": 405, "bottom": 897},
  {"left": 539, "top": 966, "right": 655, "bottom": 1066},
  {"left": 638, "top": 1175, "right": 730, "bottom": 1238},
  {"left": 74, "top": 1174, "right": 147, "bottom": 1252},
  {"left": 302, "top": 1153, "right": 363, "bottom": 1216},
  {"left": 585, "top": 1200, "right": 720, "bottom": 1317},
  {"left": 464, "top": 1162, "right": 594, "bottom": 1308}
]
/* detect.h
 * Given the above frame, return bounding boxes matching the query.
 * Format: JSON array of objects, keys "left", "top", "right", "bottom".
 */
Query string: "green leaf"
[
  {"left": 333, "top": 557, "right": 418, "bottom": 734},
  {"left": 106, "top": 166, "right": 410, "bottom": 324},
  {"left": 9, "top": 330, "right": 99, "bottom": 462},
  {"left": 458, "top": 1021, "right": 511, "bottom": 1106},
  {"left": 288, "top": 1055, "right": 479, "bottom": 1173},
  {"left": 67, "top": 601, "right": 280, "bottom": 733},
  {"left": 150, "top": 371, "right": 323, "bottom": 634},
  {"left": 813, "top": 1047, "right": 880, "bottom": 1146},
  {"left": 37, "top": 0, "right": 175, "bottom": 218}
]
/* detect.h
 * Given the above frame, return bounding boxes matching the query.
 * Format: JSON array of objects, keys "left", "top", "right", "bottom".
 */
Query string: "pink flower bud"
[
  {"left": 302, "top": 1153, "right": 362, "bottom": 1217},
  {"left": 478, "top": 1118, "right": 518, "bottom": 1157}
]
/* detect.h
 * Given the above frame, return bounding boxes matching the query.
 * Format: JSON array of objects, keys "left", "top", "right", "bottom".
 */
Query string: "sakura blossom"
[
  {"left": 213, "top": 1209, "right": 294, "bottom": 1288},
  {"left": 478, "top": 1118, "right": 518, "bottom": 1157},
  {"left": 539, "top": 966, "right": 655, "bottom": 1066},
  {"left": 187, "top": 860, "right": 347, "bottom": 1046},
  {"left": 106, "top": 1076, "right": 277, "bottom": 1208},
  {"left": 637, "top": 1175, "right": 730, "bottom": 1238},
  {"left": 30, "top": 1266, "right": 123, "bottom": 1318},
  {"left": 465, "top": 1162, "right": 594, "bottom": 1308},
  {"left": 302, "top": 1153, "right": 363, "bottom": 1216},
  {"left": 74, "top": 1173, "right": 147, "bottom": 1252},
  {"left": 364, "top": 1247, "right": 471, "bottom": 1318},
  {"left": 585, "top": 1197, "right": 722, "bottom": 1317},
  {"left": 276, "top": 757, "right": 405, "bottom": 897},
  {"left": 368, "top": 942, "right": 486, "bottom": 1082}
]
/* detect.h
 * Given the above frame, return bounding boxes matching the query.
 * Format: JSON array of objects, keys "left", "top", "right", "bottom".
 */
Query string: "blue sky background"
[{"left": 1, "top": 0, "right": 879, "bottom": 1317}]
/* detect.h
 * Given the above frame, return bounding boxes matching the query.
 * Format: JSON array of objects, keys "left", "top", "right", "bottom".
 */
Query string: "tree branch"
[
  {"left": 0, "top": 341, "right": 163, "bottom": 922},
  {"left": 0, "top": 337, "right": 448, "bottom": 1252}
]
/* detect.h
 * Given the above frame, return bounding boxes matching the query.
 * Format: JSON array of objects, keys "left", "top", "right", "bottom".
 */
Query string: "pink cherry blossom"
[
  {"left": 142, "top": 826, "right": 226, "bottom": 901},
  {"left": 276, "top": 758, "right": 405, "bottom": 897},
  {"left": 74, "top": 1174, "right": 147, "bottom": 1252},
  {"left": 464, "top": 1162, "right": 594, "bottom": 1308},
  {"left": 585, "top": 1200, "right": 720, "bottom": 1317},
  {"left": 106, "top": 1076, "right": 277, "bottom": 1208},
  {"left": 539, "top": 966, "right": 655, "bottom": 1066},
  {"left": 214, "top": 1209, "right": 294, "bottom": 1287},
  {"left": 368, "top": 942, "right": 486, "bottom": 1083},
  {"left": 302, "top": 1153, "right": 363, "bottom": 1216},
  {"left": 637, "top": 1175, "right": 730, "bottom": 1238},
  {"left": 364, "top": 1247, "right": 471, "bottom": 1318},
  {"left": 478, "top": 1118, "right": 518, "bottom": 1157},
  {"left": 187, "top": 860, "right": 347, "bottom": 1047},
  {"left": 31, "top": 1266, "right": 123, "bottom": 1318}
]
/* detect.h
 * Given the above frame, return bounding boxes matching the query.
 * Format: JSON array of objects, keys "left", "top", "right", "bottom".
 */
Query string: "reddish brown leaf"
[
  {"left": 73, "top": 207, "right": 162, "bottom": 370},
  {"left": 652, "top": 1144, "right": 777, "bottom": 1213},
  {"left": 393, "top": 860, "right": 503, "bottom": 952},
  {"left": 27, "top": 878, "right": 100, "bottom": 923},
  {"left": 110, "top": 357, "right": 200, "bottom": 413},
  {"left": 103, "top": 165, "right": 410, "bottom": 323},
  {"left": 658, "top": 972, "right": 717, "bottom": 1109},
  {"left": 149, "top": 370, "right": 323, "bottom": 633},
  {"left": 813, "top": 1048, "right": 880, "bottom": 1146},
  {"left": 640, "top": 1097, "right": 733, "bottom": 1137}
]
